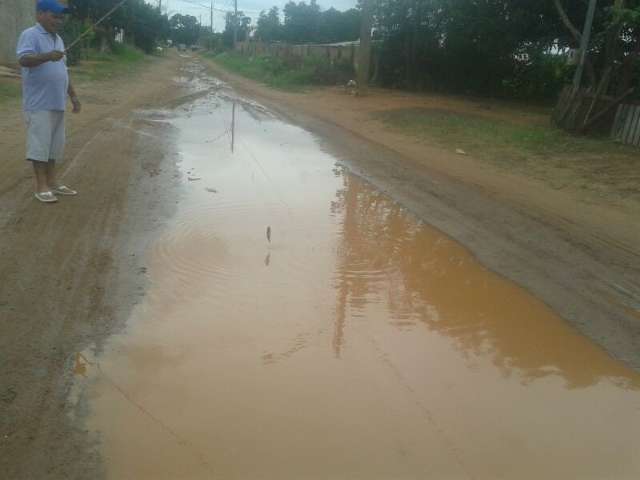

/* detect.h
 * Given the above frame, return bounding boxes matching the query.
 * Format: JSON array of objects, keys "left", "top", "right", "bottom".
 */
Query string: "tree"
[
  {"left": 256, "top": 7, "right": 282, "bottom": 42},
  {"left": 252, "top": 2, "right": 361, "bottom": 44},
  {"left": 131, "top": 1, "right": 170, "bottom": 52},
  {"left": 551, "top": 0, "right": 640, "bottom": 131},
  {"left": 170, "top": 14, "right": 200, "bottom": 46},
  {"left": 223, "top": 11, "right": 251, "bottom": 46},
  {"left": 283, "top": 0, "right": 321, "bottom": 43},
  {"left": 553, "top": 0, "right": 640, "bottom": 95},
  {"left": 65, "top": 0, "right": 169, "bottom": 54},
  {"left": 372, "top": 1, "right": 575, "bottom": 97},
  {"left": 318, "top": 8, "right": 360, "bottom": 43}
]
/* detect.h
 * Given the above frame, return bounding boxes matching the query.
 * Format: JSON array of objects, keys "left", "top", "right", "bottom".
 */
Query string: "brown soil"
[{"left": 1, "top": 51, "right": 639, "bottom": 478}]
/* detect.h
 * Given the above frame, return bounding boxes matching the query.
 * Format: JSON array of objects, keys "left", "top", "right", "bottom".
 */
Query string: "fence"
[
  {"left": 235, "top": 40, "right": 360, "bottom": 69},
  {"left": 612, "top": 103, "right": 640, "bottom": 147}
]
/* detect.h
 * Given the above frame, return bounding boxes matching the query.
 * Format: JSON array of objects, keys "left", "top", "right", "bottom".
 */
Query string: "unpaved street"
[
  {"left": 1, "top": 53, "right": 640, "bottom": 479},
  {"left": 1, "top": 54, "right": 189, "bottom": 478}
]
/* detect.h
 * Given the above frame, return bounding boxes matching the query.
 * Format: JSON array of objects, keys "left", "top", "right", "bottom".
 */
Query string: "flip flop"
[
  {"left": 35, "top": 191, "right": 58, "bottom": 203},
  {"left": 52, "top": 185, "right": 77, "bottom": 196}
]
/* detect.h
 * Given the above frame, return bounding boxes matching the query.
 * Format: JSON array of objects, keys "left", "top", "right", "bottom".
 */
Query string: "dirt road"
[
  {"left": 1, "top": 52, "right": 639, "bottom": 478},
  {"left": 0, "top": 53, "right": 188, "bottom": 478}
]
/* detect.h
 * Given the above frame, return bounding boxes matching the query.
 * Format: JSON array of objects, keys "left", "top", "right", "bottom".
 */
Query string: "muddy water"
[{"left": 75, "top": 65, "right": 640, "bottom": 480}]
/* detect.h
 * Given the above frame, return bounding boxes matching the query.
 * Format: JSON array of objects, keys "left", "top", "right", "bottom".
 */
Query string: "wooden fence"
[
  {"left": 612, "top": 103, "right": 640, "bottom": 147},
  {"left": 235, "top": 41, "right": 360, "bottom": 69},
  {"left": 553, "top": 86, "right": 622, "bottom": 134}
]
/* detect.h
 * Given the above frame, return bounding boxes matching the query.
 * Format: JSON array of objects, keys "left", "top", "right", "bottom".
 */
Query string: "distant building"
[
  {"left": 115, "top": 28, "right": 125, "bottom": 44},
  {"left": 0, "top": 0, "right": 36, "bottom": 65}
]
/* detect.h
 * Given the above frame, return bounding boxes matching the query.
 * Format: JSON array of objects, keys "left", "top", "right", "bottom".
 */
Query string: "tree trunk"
[
  {"left": 357, "top": 0, "right": 373, "bottom": 95},
  {"left": 618, "top": 38, "right": 640, "bottom": 94},
  {"left": 410, "top": 0, "right": 420, "bottom": 90},
  {"left": 597, "top": 0, "right": 626, "bottom": 95},
  {"left": 553, "top": 0, "right": 597, "bottom": 87}
]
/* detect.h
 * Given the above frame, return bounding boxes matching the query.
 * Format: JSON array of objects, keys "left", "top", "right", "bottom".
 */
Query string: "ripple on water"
[{"left": 149, "top": 199, "right": 333, "bottom": 308}]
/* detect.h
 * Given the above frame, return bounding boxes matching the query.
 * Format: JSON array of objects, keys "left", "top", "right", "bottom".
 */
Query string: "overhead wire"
[{"left": 177, "top": 0, "right": 262, "bottom": 14}]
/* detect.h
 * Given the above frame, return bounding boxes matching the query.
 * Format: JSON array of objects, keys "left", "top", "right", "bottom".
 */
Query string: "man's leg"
[
  {"left": 47, "top": 159, "right": 77, "bottom": 196},
  {"left": 30, "top": 159, "right": 57, "bottom": 202},
  {"left": 45, "top": 160, "right": 57, "bottom": 189},
  {"left": 48, "top": 112, "right": 76, "bottom": 195},
  {"left": 32, "top": 160, "right": 51, "bottom": 193},
  {"left": 25, "top": 111, "right": 55, "bottom": 195}
]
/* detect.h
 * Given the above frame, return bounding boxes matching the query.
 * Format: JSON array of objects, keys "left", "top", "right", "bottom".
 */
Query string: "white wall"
[{"left": 0, "top": 0, "right": 36, "bottom": 65}]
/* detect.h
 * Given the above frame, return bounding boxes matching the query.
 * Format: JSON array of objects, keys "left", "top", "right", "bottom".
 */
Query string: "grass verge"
[
  {"left": 374, "top": 107, "right": 633, "bottom": 159},
  {"left": 208, "top": 51, "right": 353, "bottom": 91},
  {"left": 69, "top": 45, "right": 148, "bottom": 82},
  {"left": 375, "top": 107, "right": 640, "bottom": 201}
]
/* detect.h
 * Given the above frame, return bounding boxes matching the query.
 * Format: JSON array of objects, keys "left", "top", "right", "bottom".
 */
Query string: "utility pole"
[
  {"left": 357, "top": 0, "right": 373, "bottom": 96},
  {"left": 233, "top": 0, "right": 238, "bottom": 48},
  {"left": 210, "top": 0, "right": 214, "bottom": 33},
  {"left": 572, "top": 0, "right": 597, "bottom": 92}
]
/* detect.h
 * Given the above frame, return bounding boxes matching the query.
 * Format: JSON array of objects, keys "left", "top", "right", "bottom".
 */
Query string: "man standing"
[{"left": 17, "top": 0, "right": 81, "bottom": 203}]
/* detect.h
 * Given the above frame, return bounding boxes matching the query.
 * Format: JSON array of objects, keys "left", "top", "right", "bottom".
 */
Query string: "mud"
[
  {"left": 201, "top": 59, "right": 640, "bottom": 373},
  {"left": 1, "top": 52, "right": 640, "bottom": 479},
  {"left": 75, "top": 62, "right": 640, "bottom": 479},
  {"left": 1, "top": 54, "right": 190, "bottom": 479}
]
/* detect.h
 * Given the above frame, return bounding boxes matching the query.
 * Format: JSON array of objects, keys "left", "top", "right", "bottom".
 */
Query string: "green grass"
[
  {"left": 374, "top": 107, "right": 634, "bottom": 162},
  {"left": 0, "top": 80, "right": 21, "bottom": 105},
  {"left": 69, "top": 45, "right": 147, "bottom": 82},
  {"left": 209, "top": 51, "right": 353, "bottom": 91},
  {"left": 375, "top": 107, "right": 640, "bottom": 202},
  {"left": 209, "top": 52, "right": 312, "bottom": 91}
]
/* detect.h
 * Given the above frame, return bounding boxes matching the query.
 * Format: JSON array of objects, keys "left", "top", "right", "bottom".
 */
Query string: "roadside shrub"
[
  {"left": 305, "top": 55, "right": 354, "bottom": 85},
  {"left": 110, "top": 43, "right": 145, "bottom": 62},
  {"left": 504, "top": 53, "right": 572, "bottom": 101},
  {"left": 215, "top": 51, "right": 354, "bottom": 89}
]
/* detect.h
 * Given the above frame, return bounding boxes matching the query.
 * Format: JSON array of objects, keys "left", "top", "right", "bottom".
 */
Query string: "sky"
[{"left": 154, "top": 0, "right": 358, "bottom": 32}]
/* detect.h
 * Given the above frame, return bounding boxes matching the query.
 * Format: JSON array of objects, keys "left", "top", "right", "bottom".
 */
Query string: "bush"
[
  {"left": 375, "top": 25, "right": 576, "bottom": 102},
  {"left": 504, "top": 53, "right": 572, "bottom": 101},
  {"left": 110, "top": 43, "right": 145, "bottom": 62},
  {"left": 304, "top": 55, "right": 354, "bottom": 85},
  {"left": 214, "top": 51, "right": 355, "bottom": 89}
]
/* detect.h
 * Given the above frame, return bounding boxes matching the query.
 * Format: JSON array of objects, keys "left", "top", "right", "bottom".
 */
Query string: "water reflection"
[
  {"left": 78, "top": 62, "right": 640, "bottom": 480},
  {"left": 231, "top": 100, "right": 236, "bottom": 153},
  {"left": 332, "top": 172, "right": 640, "bottom": 390}
]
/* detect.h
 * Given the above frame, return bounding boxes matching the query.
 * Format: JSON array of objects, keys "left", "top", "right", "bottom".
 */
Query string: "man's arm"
[
  {"left": 16, "top": 29, "right": 64, "bottom": 68},
  {"left": 68, "top": 80, "right": 81, "bottom": 113},
  {"left": 19, "top": 50, "right": 64, "bottom": 68}
]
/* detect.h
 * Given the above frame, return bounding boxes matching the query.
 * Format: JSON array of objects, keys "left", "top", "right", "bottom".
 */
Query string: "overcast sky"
[{"left": 157, "top": 0, "right": 358, "bottom": 32}]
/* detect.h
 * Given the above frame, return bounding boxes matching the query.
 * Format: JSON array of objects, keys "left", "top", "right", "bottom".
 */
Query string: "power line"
[
  {"left": 175, "top": 0, "right": 261, "bottom": 14},
  {"left": 177, "top": 0, "right": 228, "bottom": 13}
]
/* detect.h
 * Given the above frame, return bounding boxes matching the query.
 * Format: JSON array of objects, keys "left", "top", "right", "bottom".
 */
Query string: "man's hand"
[
  {"left": 19, "top": 50, "right": 65, "bottom": 68},
  {"left": 71, "top": 97, "right": 81, "bottom": 114},
  {"left": 46, "top": 50, "right": 65, "bottom": 62}
]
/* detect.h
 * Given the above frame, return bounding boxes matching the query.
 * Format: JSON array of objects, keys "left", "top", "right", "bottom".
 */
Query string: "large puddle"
[{"left": 74, "top": 63, "right": 640, "bottom": 479}]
